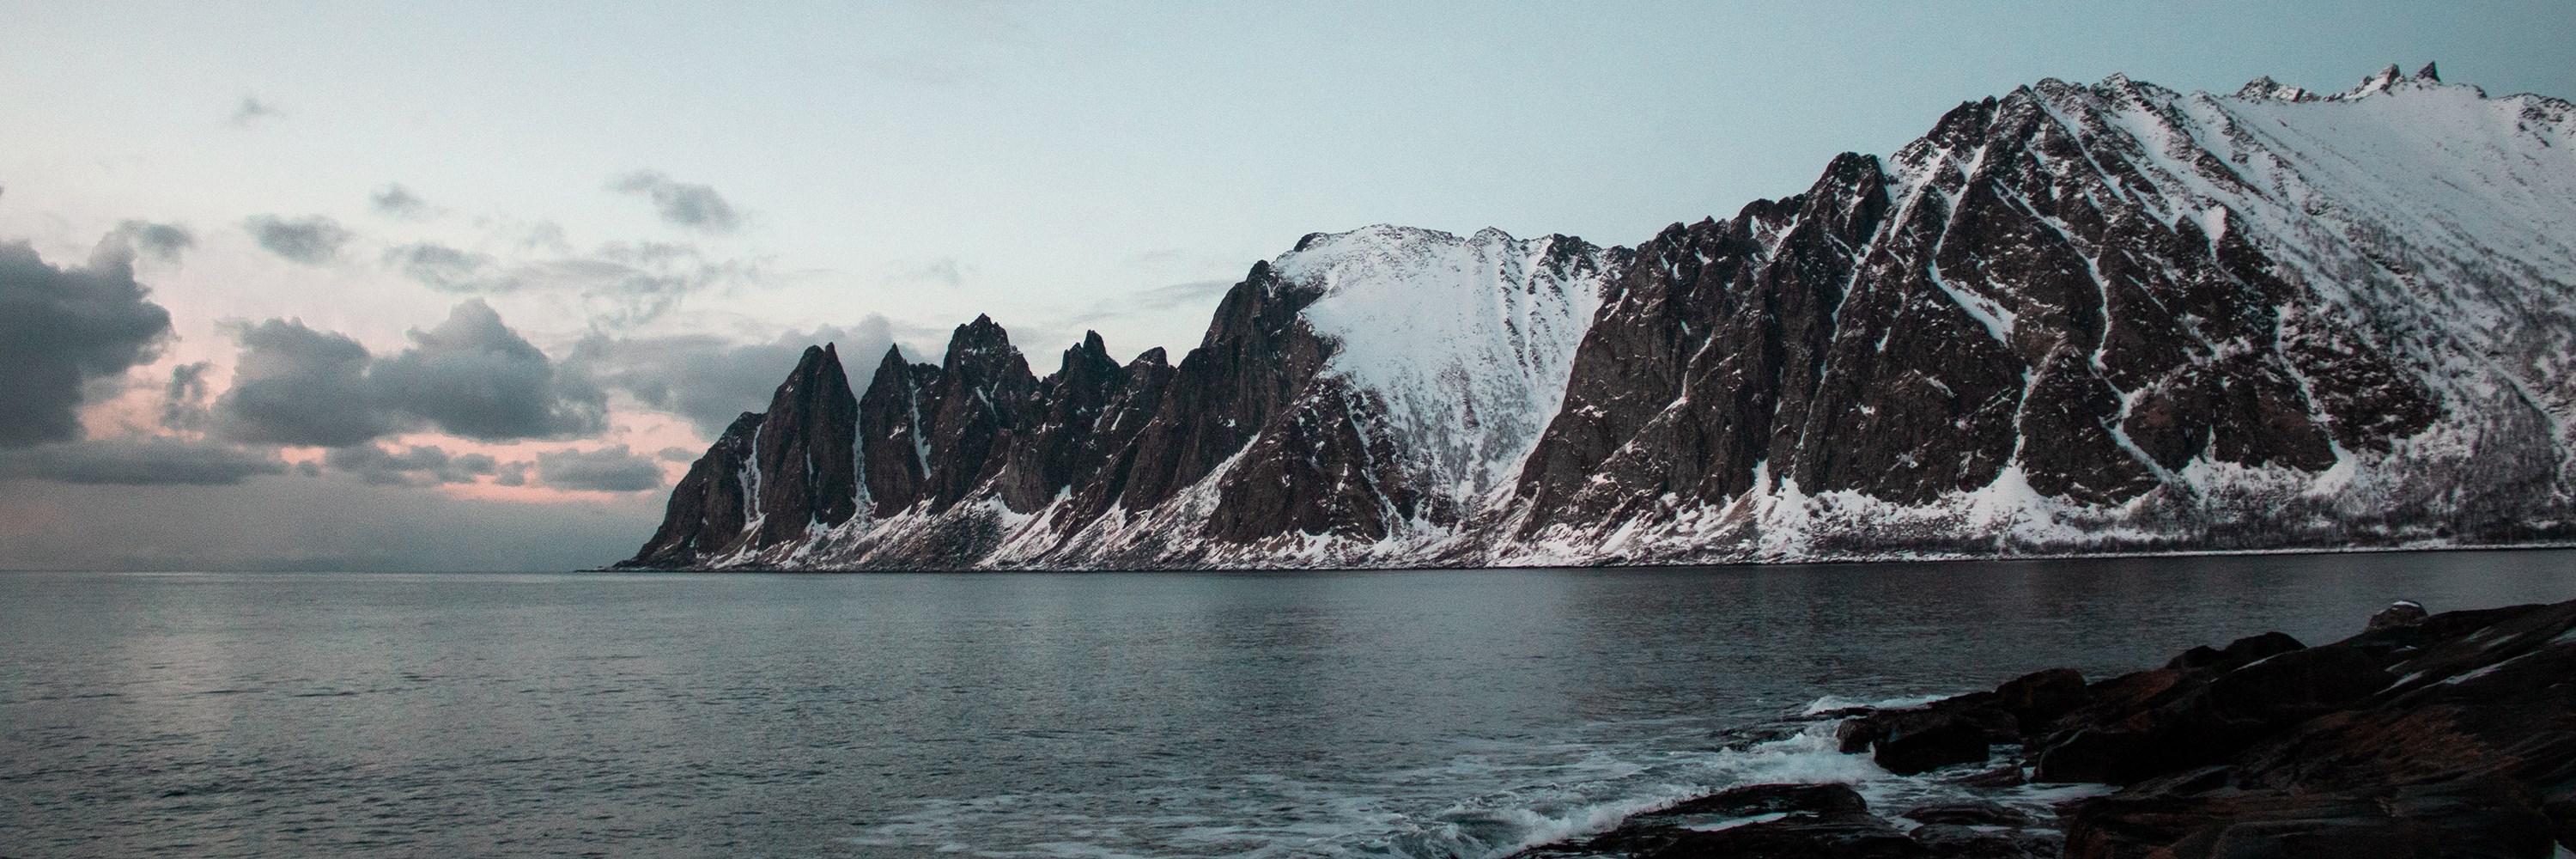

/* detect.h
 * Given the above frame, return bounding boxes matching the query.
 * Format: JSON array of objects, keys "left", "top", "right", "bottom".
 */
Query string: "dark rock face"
[
  {"left": 1516, "top": 78, "right": 2444, "bottom": 546},
  {"left": 620, "top": 344, "right": 857, "bottom": 568},
  {"left": 623, "top": 411, "right": 763, "bottom": 569},
  {"left": 747, "top": 344, "right": 862, "bottom": 545},
  {"left": 1517, "top": 155, "right": 1886, "bottom": 530}
]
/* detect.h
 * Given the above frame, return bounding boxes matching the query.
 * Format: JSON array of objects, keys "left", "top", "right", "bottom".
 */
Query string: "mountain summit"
[{"left": 618, "top": 69, "right": 2576, "bottom": 570}]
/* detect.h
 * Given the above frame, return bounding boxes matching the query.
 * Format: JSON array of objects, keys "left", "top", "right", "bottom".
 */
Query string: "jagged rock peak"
[
  {"left": 2236, "top": 76, "right": 2312, "bottom": 101},
  {"left": 946, "top": 314, "right": 1018, "bottom": 360},
  {"left": 2416, "top": 61, "right": 2439, "bottom": 82}
]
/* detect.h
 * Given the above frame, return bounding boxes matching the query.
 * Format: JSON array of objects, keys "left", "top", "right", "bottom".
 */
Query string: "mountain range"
[{"left": 617, "top": 64, "right": 2576, "bottom": 570}]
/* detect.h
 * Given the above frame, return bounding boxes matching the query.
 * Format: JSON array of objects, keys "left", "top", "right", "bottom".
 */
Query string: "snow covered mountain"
[{"left": 619, "top": 65, "right": 2576, "bottom": 570}]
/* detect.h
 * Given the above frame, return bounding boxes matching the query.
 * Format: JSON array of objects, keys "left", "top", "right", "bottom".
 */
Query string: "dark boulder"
[
  {"left": 2366, "top": 600, "right": 2427, "bottom": 631},
  {"left": 1876, "top": 718, "right": 1998, "bottom": 776},
  {"left": 1995, "top": 668, "right": 2090, "bottom": 735},
  {"left": 1836, "top": 692, "right": 2021, "bottom": 774},
  {"left": 1540, "top": 783, "right": 1908, "bottom": 858}
]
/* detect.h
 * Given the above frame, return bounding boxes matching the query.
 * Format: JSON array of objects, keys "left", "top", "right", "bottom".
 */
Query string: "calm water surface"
[{"left": 4, "top": 551, "right": 2573, "bottom": 857}]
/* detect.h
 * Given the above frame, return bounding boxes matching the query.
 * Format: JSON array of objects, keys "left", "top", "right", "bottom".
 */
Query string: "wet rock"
[
  {"left": 2366, "top": 600, "right": 2427, "bottom": 631},
  {"left": 1541, "top": 783, "right": 1910, "bottom": 858},
  {"left": 1995, "top": 668, "right": 2090, "bottom": 735},
  {"left": 2061, "top": 777, "right": 2554, "bottom": 859},
  {"left": 1662, "top": 782, "right": 1869, "bottom": 818},
  {"left": 1910, "top": 823, "right": 2061, "bottom": 859},
  {"left": 2030, "top": 633, "right": 2390, "bottom": 786},
  {"left": 1957, "top": 765, "right": 2028, "bottom": 788},
  {"left": 1904, "top": 800, "right": 2033, "bottom": 827},
  {"left": 2164, "top": 631, "right": 2304, "bottom": 672},
  {"left": 1876, "top": 718, "right": 1998, "bottom": 776},
  {"left": 1837, "top": 693, "right": 2022, "bottom": 774}
]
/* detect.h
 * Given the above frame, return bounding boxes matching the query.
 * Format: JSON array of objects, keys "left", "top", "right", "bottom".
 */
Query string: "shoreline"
[{"left": 591, "top": 538, "right": 2576, "bottom": 574}]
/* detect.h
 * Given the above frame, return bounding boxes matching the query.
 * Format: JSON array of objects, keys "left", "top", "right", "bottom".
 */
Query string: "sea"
[{"left": 4, "top": 550, "right": 2573, "bottom": 858}]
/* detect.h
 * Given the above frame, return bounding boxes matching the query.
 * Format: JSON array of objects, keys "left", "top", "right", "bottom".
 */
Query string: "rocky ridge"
[{"left": 617, "top": 65, "right": 2576, "bottom": 571}]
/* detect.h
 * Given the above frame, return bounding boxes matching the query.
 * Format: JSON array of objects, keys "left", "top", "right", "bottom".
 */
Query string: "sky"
[{"left": 3, "top": 0, "right": 2570, "bottom": 571}]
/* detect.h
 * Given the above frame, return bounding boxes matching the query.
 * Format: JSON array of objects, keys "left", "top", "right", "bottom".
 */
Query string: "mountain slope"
[{"left": 617, "top": 66, "right": 2576, "bottom": 570}]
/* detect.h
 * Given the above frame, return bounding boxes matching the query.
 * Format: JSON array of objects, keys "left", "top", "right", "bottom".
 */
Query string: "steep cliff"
[{"left": 619, "top": 67, "right": 2576, "bottom": 570}]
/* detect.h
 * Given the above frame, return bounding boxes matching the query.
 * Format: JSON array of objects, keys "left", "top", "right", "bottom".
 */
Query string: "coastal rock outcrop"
[{"left": 1526, "top": 596, "right": 2576, "bottom": 859}]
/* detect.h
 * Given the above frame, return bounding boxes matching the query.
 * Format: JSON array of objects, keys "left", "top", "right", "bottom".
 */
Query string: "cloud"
[
  {"left": 887, "top": 256, "right": 970, "bottom": 289},
  {"left": 229, "top": 96, "right": 283, "bottom": 126},
  {"left": 538, "top": 444, "right": 664, "bottom": 492},
  {"left": 0, "top": 236, "right": 175, "bottom": 448},
  {"left": 610, "top": 170, "right": 741, "bottom": 234},
  {"left": 245, "top": 215, "right": 353, "bottom": 265},
  {"left": 368, "top": 299, "right": 609, "bottom": 442},
  {"left": 383, "top": 241, "right": 496, "bottom": 292},
  {"left": 384, "top": 239, "right": 760, "bottom": 329},
  {"left": 160, "top": 361, "right": 214, "bottom": 431},
  {"left": 112, "top": 221, "right": 195, "bottom": 264},
  {"left": 214, "top": 300, "right": 604, "bottom": 447},
  {"left": 1062, "top": 278, "right": 1236, "bottom": 327},
  {"left": 214, "top": 318, "right": 389, "bottom": 447},
  {"left": 323, "top": 442, "right": 507, "bottom": 487},
  {"left": 567, "top": 315, "right": 897, "bottom": 437},
  {"left": 0, "top": 436, "right": 287, "bottom": 485},
  {"left": 370, "top": 183, "right": 434, "bottom": 220}
]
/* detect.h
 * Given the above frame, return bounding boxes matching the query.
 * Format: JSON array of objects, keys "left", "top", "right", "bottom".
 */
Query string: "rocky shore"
[{"left": 1517, "top": 597, "right": 2576, "bottom": 858}]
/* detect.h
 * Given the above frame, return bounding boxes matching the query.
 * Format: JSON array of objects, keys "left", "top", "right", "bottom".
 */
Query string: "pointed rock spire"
[{"left": 2415, "top": 61, "right": 2439, "bottom": 82}]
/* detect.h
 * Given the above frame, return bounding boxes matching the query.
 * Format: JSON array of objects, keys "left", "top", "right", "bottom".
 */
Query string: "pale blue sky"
[{"left": 1, "top": 1, "right": 2568, "bottom": 570}]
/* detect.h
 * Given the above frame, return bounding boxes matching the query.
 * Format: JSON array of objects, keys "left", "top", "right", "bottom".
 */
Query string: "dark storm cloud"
[
  {"left": 113, "top": 221, "right": 195, "bottom": 264},
  {"left": 323, "top": 443, "right": 507, "bottom": 487},
  {"left": 370, "top": 183, "right": 433, "bottom": 219},
  {"left": 0, "top": 237, "right": 175, "bottom": 448},
  {"left": 370, "top": 299, "right": 607, "bottom": 442},
  {"left": 566, "top": 315, "right": 898, "bottom": 437},
  {"left": 161, "top": 361, "right": 213, "bottom": 431},
  {"left": 537, "top": 445, "right": 664, "bottom": 493},
  {"left": 0, "top": 436, "right": 288, "bottom": 485},
  {"left": 214, "top": 300, "right": 605, "bottom": 447},
  {"left": 213, "top": 318, "right": 389, "bottom": 447},
  {"left": 229, "top": 96, "right": 283, "bottom": 126},
  {"left": 246, "top": 215, "right": 353, "bottom": 265},
  {"left": 610, "top": 170, "right": 741, "bottom": 234},
  {"left": 383, "top": 240, "right": 759, "bottom": 329}
]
